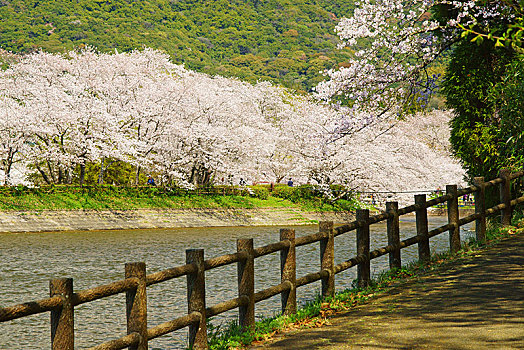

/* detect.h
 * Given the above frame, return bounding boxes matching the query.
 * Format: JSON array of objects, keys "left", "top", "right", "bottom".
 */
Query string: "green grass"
[
  {"left": 0, "top": 185, "right": 360, "bottom": 212},
  {"left": 206, "top": 216, "right": 524, "bottom": 349}
]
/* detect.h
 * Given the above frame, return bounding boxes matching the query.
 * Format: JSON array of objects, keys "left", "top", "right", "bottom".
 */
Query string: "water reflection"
[{"left": 0, "top": 216, "right": 473, "bottom": 349}]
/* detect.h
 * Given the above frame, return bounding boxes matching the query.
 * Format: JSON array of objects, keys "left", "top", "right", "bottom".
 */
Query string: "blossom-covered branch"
[{"left": 315, "top": 0, "right": 517, "bottom": 133}]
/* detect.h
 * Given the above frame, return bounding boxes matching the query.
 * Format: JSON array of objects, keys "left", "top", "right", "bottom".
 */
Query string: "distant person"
[
  {"left": 287, "top": 178, "right": 293, "bottom": 187},
  {"left": 147, "top": 176, "right": 156, "bottom": 186}
]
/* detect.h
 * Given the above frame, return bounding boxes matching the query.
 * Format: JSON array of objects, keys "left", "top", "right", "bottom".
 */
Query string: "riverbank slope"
[
  {"left": 0, "top": 207, "right": 474, "bottom": 233},
  {"left": 0, "top": 207, "right": 357, "bottom": 233}
]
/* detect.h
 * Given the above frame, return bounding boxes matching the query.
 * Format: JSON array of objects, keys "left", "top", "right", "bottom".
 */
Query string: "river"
[{"left": 0, "top": 217, "right": 474, "bottom": 349}]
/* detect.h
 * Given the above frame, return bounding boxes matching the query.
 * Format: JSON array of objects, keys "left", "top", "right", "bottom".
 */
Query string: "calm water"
[{"left": 0, "top": 217, "right": 473, "bottom": 349}]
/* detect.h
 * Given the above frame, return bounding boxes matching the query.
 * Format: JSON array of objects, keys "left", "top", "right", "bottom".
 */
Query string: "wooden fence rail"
[{"left": 1, "top": 169, "right": 524, "bottom": 349}]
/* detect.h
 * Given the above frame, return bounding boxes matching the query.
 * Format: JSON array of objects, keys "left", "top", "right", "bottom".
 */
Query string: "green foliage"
[
  {"left": 0, "top": 184, "right": 361, "bottom": 212},
  {"left": 442, "top": 39, "right": 515, "bottom": 182},
  {"left": 0, "top": 185, "right": 254, "bottom": 210},
  {"left": 82, "top": 160, "right": 143, "bottom": 185},
  {"left": 247, "top": 185, "right": 270, "bottom": 200},
  {"left": 272, "top": 184, "right": 315, "bottom": 201},
  {"left": 207, "top": 295, "right": 327, "bottom": 350},
  {"left": 270, "top": 184, "right": 359, "bottom": 211},
  {"left": 457, "top": 2, "right": 524, "bottom": 53},
  {"left": 489, "top": 55, "right": 524, "bottom": 172},
  {"left": 0, "top": 0, "right": 355, "bottom": 92},
  {"left": 442, "top": 2, "right": 524, "bottom": 201},
  {"left": 482, "top": 216, "right": 524, "bottom": 243}
]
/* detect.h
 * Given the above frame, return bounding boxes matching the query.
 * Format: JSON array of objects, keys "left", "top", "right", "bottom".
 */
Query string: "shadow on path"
[{"left": 254, "top": 234, "right": 524, "bottom": 349}]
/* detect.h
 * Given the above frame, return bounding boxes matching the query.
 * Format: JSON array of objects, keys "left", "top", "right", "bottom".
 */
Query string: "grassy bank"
[
  {"left": 206, "top": 217, "right": 524, "bottom": 349},
  {"left": 0, "top": 184, "right": 361, "bottom": 212}
]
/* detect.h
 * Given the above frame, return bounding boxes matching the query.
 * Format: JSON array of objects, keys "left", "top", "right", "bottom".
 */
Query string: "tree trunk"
[
  {"left": 4, "top": 163, "right": 11, "bottom": 186},
  {"left": 98, "top": 157, "right": 105, "bottom": 184},
  {"left": 4, "top": 149, "right": 15, "bottom": 186},
  {"left": 58, "top": 167, "right": 64, "bottom": 184},
  {"left": 66, "top": 168, "right": 73, "bottom": 184},
  {"left": 37, "top": 165, "right": 52, "bottom": 184},
  {"left": 46, "top": 160, "right": 57, "bottom": 183},
  {"left": 135, "top": 165, "right": 141, "bottom": 186},
  {"left": 79, "top": 163, "right": 86, "bottom": 185},
  {"left": 189, "top": 165, "right": 197, "bottom": 186}
]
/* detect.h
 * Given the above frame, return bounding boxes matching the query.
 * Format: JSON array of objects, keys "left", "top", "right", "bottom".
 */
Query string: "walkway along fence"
[{"left": 1, "top": 169, "right": 524, "bottom": 349}]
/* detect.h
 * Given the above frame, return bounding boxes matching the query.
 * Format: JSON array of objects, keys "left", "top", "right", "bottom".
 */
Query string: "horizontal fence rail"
[{"left": 1, "top": 169, "right": 523, "bottom": 349}]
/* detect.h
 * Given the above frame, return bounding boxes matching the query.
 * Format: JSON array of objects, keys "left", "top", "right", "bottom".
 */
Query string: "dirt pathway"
[{"left": 254, "top": 234, "right": 524, "bottom": 349}]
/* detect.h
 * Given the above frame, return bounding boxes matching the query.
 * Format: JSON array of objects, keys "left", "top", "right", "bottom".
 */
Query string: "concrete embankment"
[
  {"left": 0, "top": 208, "right": 357, "bottom": 233},
  {"left": 0, "top": 207, "right": 474, "bottom": 233}
]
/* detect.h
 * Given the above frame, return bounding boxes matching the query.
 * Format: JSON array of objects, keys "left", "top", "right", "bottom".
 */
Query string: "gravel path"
[{"left": 254, "top": 234, "right": 524, "bottom": 349}]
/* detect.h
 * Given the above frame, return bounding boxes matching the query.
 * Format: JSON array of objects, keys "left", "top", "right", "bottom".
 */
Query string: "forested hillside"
[{"left": 0, "top": 0, "right": 355, "bottom": 91}]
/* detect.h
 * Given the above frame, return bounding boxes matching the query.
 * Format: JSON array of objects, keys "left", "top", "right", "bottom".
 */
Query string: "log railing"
[{"left": 1, "top": 169, "right": 523, "bottom": 349}]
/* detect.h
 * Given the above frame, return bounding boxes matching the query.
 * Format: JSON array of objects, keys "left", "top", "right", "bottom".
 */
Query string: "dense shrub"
[
  {"left": 272, "top": 184, "right": 317, "bottom": 202},
  {"left": 249, "top": 185, "right": 270, "bottom": 200}
]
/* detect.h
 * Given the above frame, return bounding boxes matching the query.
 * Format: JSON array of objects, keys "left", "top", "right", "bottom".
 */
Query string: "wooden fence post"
[
  {"left": 446, "top": 185, "right": 461, "bottom": 254},
  {"left": 473, "top": 177, "right": 486, "bottom": 243},
  {"left": 320, "top": 221, "right": 335, "bottom": 297},
  {"left": 356, "top": 210, "right": 370, "bottom": 289},
  {"left": 237, "top": 239, "right": 255, "bottom": 331},
  {"left": 415, "top": 194, "right": 430, "bottom": 262},
  {"left": 386, "top": 202, "right": 401, "bottom": 270},
  {"left": 499, "top": 169, "right": 512, "bottom": 226},
  {"left": 186, "top": 249, "right": 207, "bottom": 350},
  {"left": 125, "top": 262, "right": 147, "bottom": 350},
  {"left": 280, "top": 229, "right": 296, "bottom": 315},
  {"left": 50, "top": 278, "right": 74, "bottom": 350}
]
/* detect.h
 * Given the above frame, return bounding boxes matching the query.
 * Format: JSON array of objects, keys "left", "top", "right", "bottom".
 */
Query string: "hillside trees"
[{"left": 0, "top": 0, "right": 355, "bottom": 92}]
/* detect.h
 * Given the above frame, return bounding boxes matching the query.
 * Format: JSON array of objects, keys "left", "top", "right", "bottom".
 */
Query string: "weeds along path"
[{"left": 254, "top": 233, "right": 524, "bottom": 349}]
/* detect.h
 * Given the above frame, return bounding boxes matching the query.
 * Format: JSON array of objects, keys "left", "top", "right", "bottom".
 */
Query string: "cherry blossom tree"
[
  {"left": 0, "top": 93, "right": 29, "bottom": 185},
  {"left": 2, "top": 51, "right": 113, "bottom": 184},
  {"left": 345, "top": 110, "right": 465, "bottom": 206},
  {"left": 87, "top": 49, "right": 187, "bottom": 184},
  {"left": 0, "top": 48, "right": 466, "bottom": 197},
  {"left": 158, "top": 73, "right": 275, "bottom": 187},
  {"left": 315, "top": 0, "right": 515, "bottom": 133}
]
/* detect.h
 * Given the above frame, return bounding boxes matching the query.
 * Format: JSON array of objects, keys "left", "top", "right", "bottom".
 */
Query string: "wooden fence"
[{"left": 1, "top": 169, "right": 524, "bottom": 350}]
